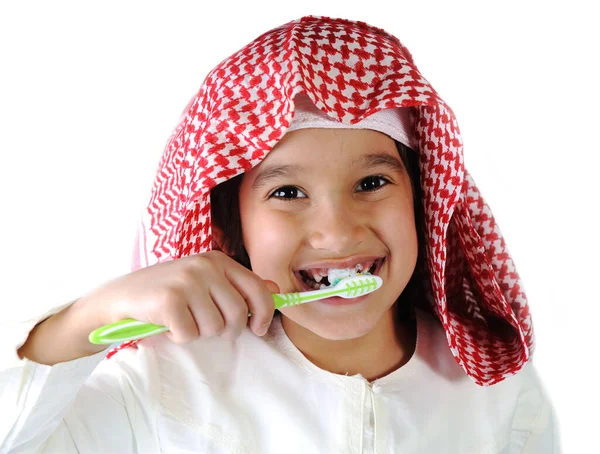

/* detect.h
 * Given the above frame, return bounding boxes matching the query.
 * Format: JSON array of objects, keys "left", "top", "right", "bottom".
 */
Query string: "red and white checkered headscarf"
[{"left": 110, "top": 16, "right": 534, "bottom": 386}]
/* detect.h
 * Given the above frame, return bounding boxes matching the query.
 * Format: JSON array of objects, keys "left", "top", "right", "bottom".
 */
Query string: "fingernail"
[
  {"left": 257, "top": 322, "right": 270, "bottom": 336},
  {"left": 264, "top": 280, "right": 280, "bottom": 293}
]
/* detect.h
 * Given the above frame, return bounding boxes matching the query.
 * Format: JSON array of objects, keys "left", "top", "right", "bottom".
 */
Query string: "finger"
[
  {"left": 164, "top": 305, "right": 199, "bottom": 344},
  {"left": 185, "top": 286, "right": 227, "bottom": 338},
  {"left": 224, "top": 267, "right": 276, "bottom": 336},
  {"left": 263, "top": 279, "right": 280, "bottom": 294},
  {"left": 202, "top": 274, "right": 252, "bottom": 341}
]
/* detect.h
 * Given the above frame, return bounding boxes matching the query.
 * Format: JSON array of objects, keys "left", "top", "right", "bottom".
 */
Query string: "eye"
[
  {"left": 270, "top": 185, "right": 307, "bottom": 200},
  {"left": 356, "top": 175, "right": 390, "bottom": 192}
]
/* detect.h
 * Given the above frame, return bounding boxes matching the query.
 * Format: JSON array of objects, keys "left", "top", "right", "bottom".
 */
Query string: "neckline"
[{"left": 265, "top": 308, "right": 430, "bottom": 389}]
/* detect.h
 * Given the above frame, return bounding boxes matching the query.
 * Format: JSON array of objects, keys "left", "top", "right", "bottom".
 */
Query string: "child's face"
[{"left": 238, "top": 128, "right": 418, "bottom": 340}]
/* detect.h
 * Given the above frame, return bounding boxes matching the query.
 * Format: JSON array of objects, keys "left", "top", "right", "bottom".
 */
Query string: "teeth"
[
  {"left": 328, "top": 268, "right": 355, "bottom": 286},
  {"left": 328, "top": 261, "right": 376, "bottom": 286},
  {"left": 300, "top": 260, "right": 379, "bottom": 289}
]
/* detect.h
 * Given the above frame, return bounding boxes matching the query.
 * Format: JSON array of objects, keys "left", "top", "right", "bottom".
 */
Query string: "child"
[{"left": 0, "top": 16, "right": 559, "bottom": 453}]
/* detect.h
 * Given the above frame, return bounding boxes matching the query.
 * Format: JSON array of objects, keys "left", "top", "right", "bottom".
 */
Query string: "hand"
[{"left": 85, "top": 251, "right": 279, "bottom": 343}]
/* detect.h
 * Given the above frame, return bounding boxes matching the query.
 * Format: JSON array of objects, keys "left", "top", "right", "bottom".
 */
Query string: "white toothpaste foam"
[{"left": 328, "top": 264, "right": 368, "bottom": 286}]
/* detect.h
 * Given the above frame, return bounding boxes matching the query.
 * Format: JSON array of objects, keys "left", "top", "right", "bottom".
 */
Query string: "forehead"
[
  {"left": 243, "top": 128, "right": 404, "bottom": 189},
  {"left": 263, "top": 128, "right": 398, "bottom": 164}
]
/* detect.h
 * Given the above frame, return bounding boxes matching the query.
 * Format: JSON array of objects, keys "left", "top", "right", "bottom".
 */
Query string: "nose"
[{"left": 306, "top": 199, "right": 367, "bottom": 253}]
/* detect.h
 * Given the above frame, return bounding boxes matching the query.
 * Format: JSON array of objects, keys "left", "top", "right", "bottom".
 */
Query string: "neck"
[{"left": 281, "top": 305, "right": 416, "bottom": 382}]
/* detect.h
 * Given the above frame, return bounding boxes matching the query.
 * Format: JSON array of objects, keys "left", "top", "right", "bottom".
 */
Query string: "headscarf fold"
[{"left": 112, "top": 16, "right": 533, "bottom": 386}]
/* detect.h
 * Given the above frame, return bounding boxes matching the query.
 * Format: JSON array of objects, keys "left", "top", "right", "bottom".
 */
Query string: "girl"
[{"left": 0, "top": 16, "right": 558, "bottom": 453}]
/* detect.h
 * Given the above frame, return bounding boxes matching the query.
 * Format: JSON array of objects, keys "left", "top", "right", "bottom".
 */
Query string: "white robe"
[{"left": 0, "top": 306, "right": 559, "bottom": 453}]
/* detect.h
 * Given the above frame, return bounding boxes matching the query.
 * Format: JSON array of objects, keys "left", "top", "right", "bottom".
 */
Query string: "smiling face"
[{"left": 238, "top": 128, "right": 418, "bottom": 340}]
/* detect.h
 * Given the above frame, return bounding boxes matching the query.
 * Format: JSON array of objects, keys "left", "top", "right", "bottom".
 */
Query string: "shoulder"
[
  {"left": 415, "top": 308, "right": 548, "bottom": 392},
  {"left": 413, "top": 310, "right": 560, "bottom": 451}
]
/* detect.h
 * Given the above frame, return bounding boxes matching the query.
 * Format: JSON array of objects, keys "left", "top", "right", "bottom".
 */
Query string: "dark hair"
[
  {"left": 210, "top": 141, "right": 426, "bottom": 316},
  {"left": 210, "top": 172, "right": 249, "bottom": 267}
]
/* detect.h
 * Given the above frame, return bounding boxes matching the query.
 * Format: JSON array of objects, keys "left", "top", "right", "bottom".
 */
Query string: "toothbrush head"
[
  {"left": 333, "top": 274, "right": 383, "bottom": 298},
  {"left": 271, "top": 274, "right": 383, "bottom": 309}
]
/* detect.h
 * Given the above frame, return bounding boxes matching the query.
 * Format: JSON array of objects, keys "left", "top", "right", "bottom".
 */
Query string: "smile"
[{"left": 294, "top": 258, "right": 384, "bottom": 291}]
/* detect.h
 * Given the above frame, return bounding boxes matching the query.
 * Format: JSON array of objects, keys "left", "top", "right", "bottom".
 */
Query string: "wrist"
[
  {"left": 17, "top": 299, "right": 108, "bottom": 365},
  {"left": 67, "top": 297, "right": 112, "bottom": 355}
]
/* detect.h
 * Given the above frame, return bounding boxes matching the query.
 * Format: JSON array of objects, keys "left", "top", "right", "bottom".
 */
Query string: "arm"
[
  {"left": 2, "top": 252, "right": 275, "bottom": 452},
  {"left": 15, "top": 297, "right": 110, "bottom": 366},
  {"left": 0, "top": 304, "right": 158, "bottom": 453}
]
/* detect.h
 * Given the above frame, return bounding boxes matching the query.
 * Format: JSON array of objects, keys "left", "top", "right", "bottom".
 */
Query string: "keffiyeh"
[{"left": 112, "top": 16, "right": 533, "bottom": 386}]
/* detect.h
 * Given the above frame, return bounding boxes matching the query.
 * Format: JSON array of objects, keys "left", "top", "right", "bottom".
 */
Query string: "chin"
[{"left": 300, "top": 314, "right": 379, "bottom": 341}]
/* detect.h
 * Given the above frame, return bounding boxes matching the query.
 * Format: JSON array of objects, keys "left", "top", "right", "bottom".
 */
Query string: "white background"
[{"left": 1, "top": 1, "right": 598, "bottom": 451}]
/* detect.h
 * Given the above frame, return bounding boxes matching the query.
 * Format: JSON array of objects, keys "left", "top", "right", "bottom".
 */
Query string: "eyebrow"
[
  {"left": 356, "top": 152, "right": 406, "bottom": 174},
  {"left": 251, "top": 164, "right": 304, "bottom": 190},
  {"left": 251, "top": 151, "right": 405, "bottom": 190}
]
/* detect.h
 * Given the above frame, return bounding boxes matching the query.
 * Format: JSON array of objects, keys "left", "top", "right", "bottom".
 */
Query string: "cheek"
[
  {"left": 240, "top": 204, "right": 300, "bottom": 277},
  {"left": 377, "top": 197, "right": 418, "bottom": 259}
]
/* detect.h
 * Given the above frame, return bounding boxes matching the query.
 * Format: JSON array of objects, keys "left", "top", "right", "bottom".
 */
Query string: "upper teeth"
[
  {"left": 328, "top": 267, "right": 363, "bottom": 285},
  {"left": 308, "top": 261, "right": 375, "bottom": 285}
]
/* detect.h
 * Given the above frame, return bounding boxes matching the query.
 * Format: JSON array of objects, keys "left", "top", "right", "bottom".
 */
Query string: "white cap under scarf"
[{"left": 286, "top": 93, "right": 417, "bottom": 149}]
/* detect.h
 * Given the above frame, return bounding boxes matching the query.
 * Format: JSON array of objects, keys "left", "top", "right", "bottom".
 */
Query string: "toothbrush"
[{"left": 88, "top": 274, "right": 383, "bottom": 345}]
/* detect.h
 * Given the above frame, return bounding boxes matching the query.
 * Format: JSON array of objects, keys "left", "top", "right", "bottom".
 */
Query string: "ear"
[{"left": 211, "top": 225, "right": 229, "bottom": 254}]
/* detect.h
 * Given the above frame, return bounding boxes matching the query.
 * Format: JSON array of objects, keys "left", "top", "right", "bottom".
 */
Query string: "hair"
[{"left": 210, "top": 140, "right": 426, "bottom": 318}]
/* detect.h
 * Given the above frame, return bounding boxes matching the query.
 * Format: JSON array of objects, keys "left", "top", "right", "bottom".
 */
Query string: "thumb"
[{"left": 263, "top": 279, "right": 280, "bottom": 294}]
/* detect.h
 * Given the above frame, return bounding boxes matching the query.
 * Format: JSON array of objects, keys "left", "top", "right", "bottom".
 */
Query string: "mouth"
[{"left": 293, "top": 257, "right": 385, "bottom": 291}]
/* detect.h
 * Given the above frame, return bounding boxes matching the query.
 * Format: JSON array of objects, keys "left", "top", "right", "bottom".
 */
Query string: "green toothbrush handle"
[
  {"left": 89, "top": 293, "right": 280, "bottom": 345},
  {"left": 272, "top": 288, "right": 345, "bottom": 308},
  {"left": 89, "top": 291, "right": 299, "bottom": 345},
  {"left": 88, "top": 319, "right": 169, "bottom": 345}
]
